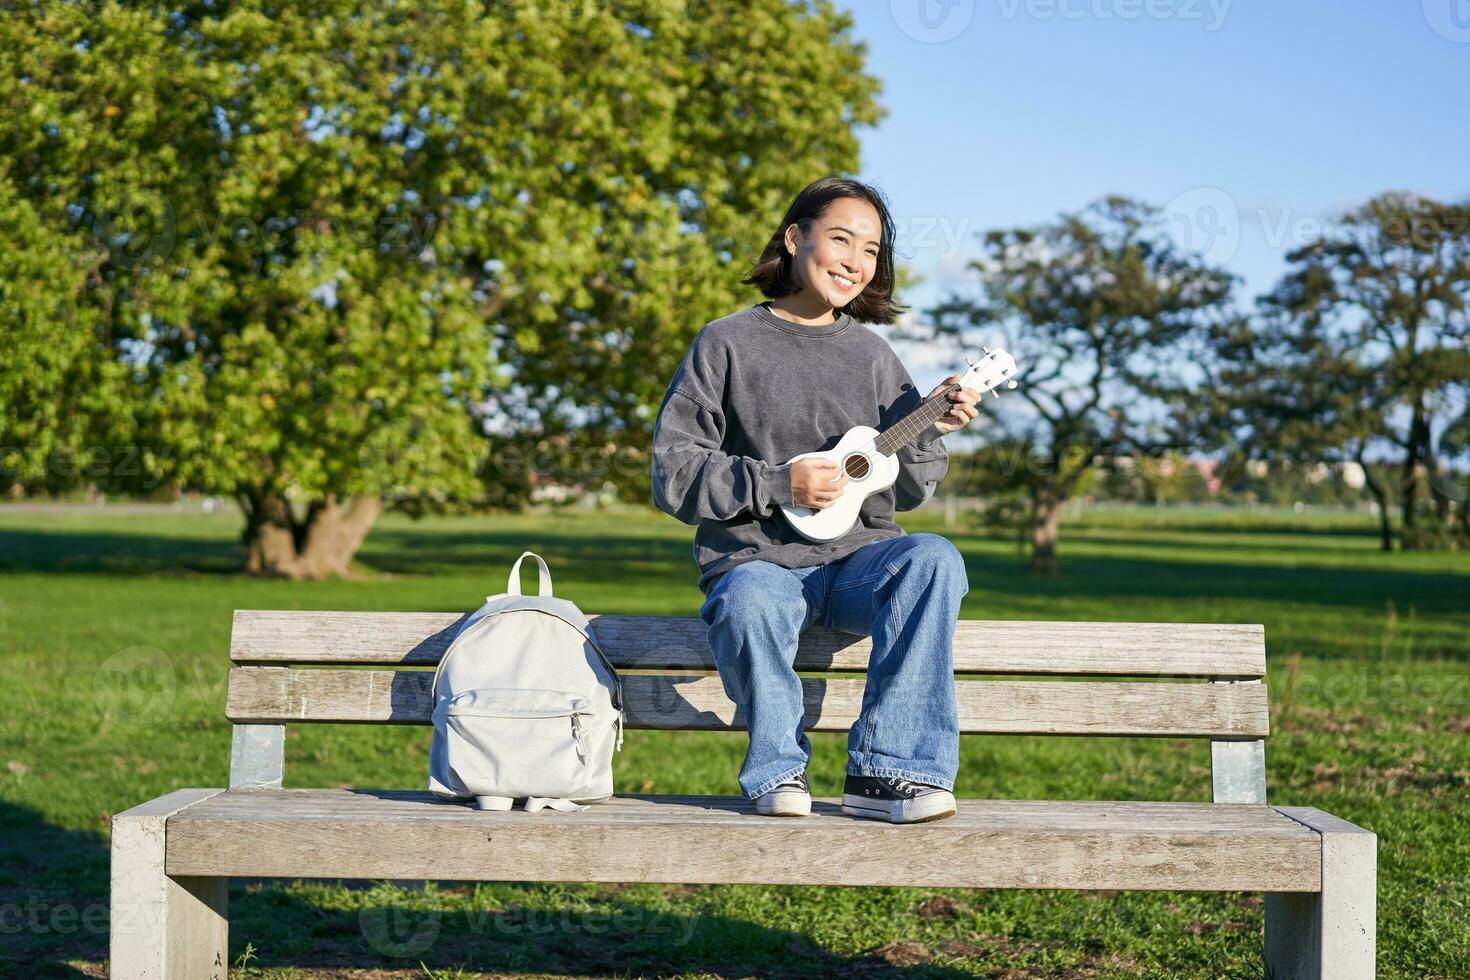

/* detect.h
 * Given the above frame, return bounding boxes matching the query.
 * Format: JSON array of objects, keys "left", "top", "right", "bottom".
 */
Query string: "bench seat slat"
[
  {"left": 226, "top": 667, "right": 1270, "bottom": 738},
  {"left": 229, "top": 611, "right": 1265, "bottom": 678},
  {"left": 169, "top": 791, "right": 1307, "bottom": 831},
  {"left": 163, "top": 789, "right": 1320, "bottom": 892}
]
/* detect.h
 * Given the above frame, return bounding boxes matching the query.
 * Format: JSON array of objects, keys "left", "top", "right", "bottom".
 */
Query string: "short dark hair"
[{"left": 741, "top": 176, "right": 908, "bottom": 325}]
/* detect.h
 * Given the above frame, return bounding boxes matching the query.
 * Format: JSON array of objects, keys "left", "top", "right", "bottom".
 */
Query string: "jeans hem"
[
  {"left": 845, "top": 764, "right": 955, "bottom": 792},
  {"left": 746, "top": 764, "right": 809, "bottom": 800}
]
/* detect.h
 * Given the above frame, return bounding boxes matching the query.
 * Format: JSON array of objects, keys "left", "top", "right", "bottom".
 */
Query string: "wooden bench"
[{"left": 111, "top": 611, "right": 1376, "bottom": 978}]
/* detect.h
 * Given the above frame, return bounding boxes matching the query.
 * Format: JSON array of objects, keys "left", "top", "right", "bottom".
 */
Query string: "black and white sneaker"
[
  {"left": 755, "top": 770, "right": 811, "bottom": 817},
  {"left": 841, "top": 774, "right": 956, "bottom": 823}
]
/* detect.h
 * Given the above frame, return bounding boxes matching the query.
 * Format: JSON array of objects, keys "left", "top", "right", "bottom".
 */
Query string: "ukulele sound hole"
[{"left": 842, "top": 453, "right": 871, "bottom": 480}]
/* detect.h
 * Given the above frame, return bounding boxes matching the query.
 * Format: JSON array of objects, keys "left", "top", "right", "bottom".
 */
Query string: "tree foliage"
[
  {"left": 918, "top": 196, "right": 1235, "bottom": 571},
  {"left": 0, "top": 0, "right": 883, "bottom": 574}
]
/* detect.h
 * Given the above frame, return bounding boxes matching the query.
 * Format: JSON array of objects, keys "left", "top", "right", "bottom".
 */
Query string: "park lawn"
[{"left": 0, "top": 502, "right": 1466, "bottom": 978}]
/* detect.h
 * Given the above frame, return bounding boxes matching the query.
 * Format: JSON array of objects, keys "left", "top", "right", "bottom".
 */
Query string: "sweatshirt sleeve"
[
  {"left": 649, "top": 345, "right": 795, "bottom": 526},
  {"left": 895, "top": 426, "right": 949, "bottom": 511},
  {"left": 880, "top": 356, "right": 950, "bottom": 512}
]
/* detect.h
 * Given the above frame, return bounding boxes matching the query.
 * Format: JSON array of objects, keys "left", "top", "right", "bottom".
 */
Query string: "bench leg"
[
  {"left": 1265, "top": 806, "right": 1376, "bottom": 979},
  {"left": 111, "top": 789, "right": 229, "bottom": 979},
  {"left": 230, "top": 723, "right": 284, "bottom": 789}
]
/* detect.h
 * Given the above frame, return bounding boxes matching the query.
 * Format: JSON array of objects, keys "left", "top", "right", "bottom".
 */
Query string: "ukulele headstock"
[{"left": 958, "top": 347, "right": 1020, "bottom": 399}]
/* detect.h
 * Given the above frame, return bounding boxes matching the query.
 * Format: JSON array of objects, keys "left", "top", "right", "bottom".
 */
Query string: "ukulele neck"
[{"left": 874, "top": 383, "right": 960, "bottom": 455}]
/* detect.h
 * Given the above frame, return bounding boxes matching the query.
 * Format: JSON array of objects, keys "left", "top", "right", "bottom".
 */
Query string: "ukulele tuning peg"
[
  {"left": 1007, "top": 380, "right": 1017, "bottom": 389},
  {"left": 982, "top": 346, "right": 990, "bottom": 354}
]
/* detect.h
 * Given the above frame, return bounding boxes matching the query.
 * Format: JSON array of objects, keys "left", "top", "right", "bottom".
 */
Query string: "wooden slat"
[
  {"left": 225, "top": 667, "right": 1270, "bottom": 738},
  {"left": 164, "top": 789, "right": 1321, "bottom": 891},
  {"left": 230, "top": 610, "right": 1266, "bottom": 678}
]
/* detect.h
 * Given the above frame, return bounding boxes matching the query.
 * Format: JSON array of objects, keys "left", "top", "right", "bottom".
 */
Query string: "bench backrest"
[{"left": 225, "top": 612, "right": 1270, "bottom": 803}]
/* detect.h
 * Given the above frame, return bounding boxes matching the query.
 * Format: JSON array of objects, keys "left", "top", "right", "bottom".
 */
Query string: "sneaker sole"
[
  {"left": 756, "top": 792, "right": 812, "bottom": 817},
  {"left": 840, "top": 791, "right": 956, "bottom": 824}
]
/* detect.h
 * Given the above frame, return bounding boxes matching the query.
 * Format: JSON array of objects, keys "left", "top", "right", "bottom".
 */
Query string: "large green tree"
[
  {"left": 917, "top": 196, "right": 1235, "bottom": 572},
  {"left": 0, "top": 0, "right": 882, "bottom": 576}
]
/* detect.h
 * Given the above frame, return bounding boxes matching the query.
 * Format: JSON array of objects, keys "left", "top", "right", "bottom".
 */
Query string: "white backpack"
[{"left": 428, "top": 551, "right": 624, "bottom": 812}]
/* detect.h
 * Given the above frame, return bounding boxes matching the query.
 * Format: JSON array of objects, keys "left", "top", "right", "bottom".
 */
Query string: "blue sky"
[{"left": 840, "top": 0, "right": 1470, "bottom": 381}]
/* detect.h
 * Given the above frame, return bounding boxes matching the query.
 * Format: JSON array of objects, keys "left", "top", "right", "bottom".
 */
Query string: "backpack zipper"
[{"left": 571, "top": 713, "right": 589, "bottom": 764}]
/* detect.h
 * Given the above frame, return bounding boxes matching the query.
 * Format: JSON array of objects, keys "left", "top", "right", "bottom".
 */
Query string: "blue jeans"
[{"left": 698, "top": 532, "right": 969, "bottom": 799}]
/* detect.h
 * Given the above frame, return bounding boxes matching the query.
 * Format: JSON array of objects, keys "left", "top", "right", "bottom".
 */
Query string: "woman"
[{"left": 649, "top": 176, "right": 981, "bottom": 823}]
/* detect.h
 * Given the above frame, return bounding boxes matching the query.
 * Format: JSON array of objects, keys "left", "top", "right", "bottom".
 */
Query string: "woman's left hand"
[{"left": 927, "top": 375, "right": 982, "bottom": 435}]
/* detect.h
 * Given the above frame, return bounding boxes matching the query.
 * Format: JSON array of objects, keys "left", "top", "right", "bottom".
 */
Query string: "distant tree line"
[
  {"left": 913, "top": 192, "right": 1470, "bottom": 570},
  {"left": 944, "top": 451, "right": 1403, "bottom": 512}
]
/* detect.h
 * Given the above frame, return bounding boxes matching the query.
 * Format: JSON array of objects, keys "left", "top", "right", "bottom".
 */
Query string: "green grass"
[{"left": 1, "top": 502, "right": 1466, "bottom": 978}]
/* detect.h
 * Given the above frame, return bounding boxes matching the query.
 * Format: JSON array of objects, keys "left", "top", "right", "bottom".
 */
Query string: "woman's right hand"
[{"left": 791, "top": 457, "right": 848, "bottom": 509}]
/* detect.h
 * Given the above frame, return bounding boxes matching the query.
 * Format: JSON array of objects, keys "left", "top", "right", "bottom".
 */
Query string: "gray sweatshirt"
[{"left": 650, "top": 301, "right": 949, "bottom": 596}]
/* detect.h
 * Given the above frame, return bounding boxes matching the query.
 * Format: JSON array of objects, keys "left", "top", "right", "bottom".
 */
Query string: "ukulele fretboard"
[{"left": 873, "top": 384, "right": 960, "bottom": 455}]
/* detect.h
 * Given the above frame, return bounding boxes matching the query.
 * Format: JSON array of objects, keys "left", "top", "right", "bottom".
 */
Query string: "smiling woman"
[
  {"left": 740, "top": 176, "right": 907, "bottom": 326},
  {"left": 648, "top": 175, "right": 988, "bottom": 821}
]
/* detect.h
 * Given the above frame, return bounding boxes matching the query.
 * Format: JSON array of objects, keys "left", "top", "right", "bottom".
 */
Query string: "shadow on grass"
[
  {"left": 0, "top": 522, "right": 693, "bottom": 581},
  {"left": 948, "top": 537, "right": 1466, "bottom": 616},
  {"left": 1065, "top": 518, "right": 1381, "bottom": 538},
  {"left": 234, "top": 880, "right": 977, "bottom": 977},
  {"left": 0, "top": 799, "right": 110, "bottom": 977},
  {"left": 0, "top": 527, "right": 247, "bottom": 576},
  {"left": 1067, "top": 530, "right": 1396, "bottom": 557},
  {"left": 361, "top": 525, "right": 692, "bottom": 579}
]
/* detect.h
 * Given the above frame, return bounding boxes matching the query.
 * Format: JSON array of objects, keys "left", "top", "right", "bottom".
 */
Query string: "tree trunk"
[
  {"left": 239, "top": 491, "right": 382, "bottom": 579},
  {"left": 239, "top": 492, "right": 300, "bottom": 576},
  {"left": 1399, "top": 404, "right": 1428, "bottom": 539},
  {"left": 1029, "top": 489, "right": 1062, "bottom": 575},
  {"left": 1355, "top": 447, "right": 1393, "bottom": 552},
  {"left": 1430, "top": 482, "right": 1452, "bottom": 525},
  {"left": 1423, "top": 442, "right": 1454, "bottom": 528}
]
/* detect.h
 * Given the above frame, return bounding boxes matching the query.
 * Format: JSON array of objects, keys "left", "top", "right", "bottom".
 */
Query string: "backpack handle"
[
  {"left": 434, "top": 549, "right": 552, "bottom": 698},
  {"left": 504, "top": 550, "right": 553, "bottom": 598}
]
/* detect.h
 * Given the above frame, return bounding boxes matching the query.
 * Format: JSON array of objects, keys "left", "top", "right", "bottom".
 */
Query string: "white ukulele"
[{"left": 777, "top": 348, "right": 1020, "bottom": 542}]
